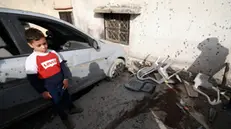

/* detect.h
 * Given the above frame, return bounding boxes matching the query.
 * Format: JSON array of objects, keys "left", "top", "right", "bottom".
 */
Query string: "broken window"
[
  {"left": 59, "top": 11, "right": 74, "bottom": 24},
  {"left": 104, "top": 13, "right": 130, "bottom": 45}
]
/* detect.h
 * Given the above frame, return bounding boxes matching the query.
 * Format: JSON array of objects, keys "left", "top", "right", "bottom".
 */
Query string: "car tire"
[{"left": 107, "top": 58, "right": 126, "bottom": 80}]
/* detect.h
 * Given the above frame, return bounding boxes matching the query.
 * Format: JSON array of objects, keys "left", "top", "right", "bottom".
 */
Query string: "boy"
[{"left": 25, "top": 28, "right": 83, "bottom": 129}]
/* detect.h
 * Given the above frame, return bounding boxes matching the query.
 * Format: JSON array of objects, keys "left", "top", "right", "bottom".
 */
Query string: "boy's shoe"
[
  {"left": 62, "top": 118, "right": 76, "bottom": 129},
  {"left": 69, "top": 105, "right": 84, "bottom": 114}
]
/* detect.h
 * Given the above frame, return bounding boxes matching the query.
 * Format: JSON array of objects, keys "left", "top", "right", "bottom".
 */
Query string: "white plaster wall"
[
  {"left": 0, "top": 0, "right": 60, "bottom": 18},
  {"left": 72, "top": 0, "right": 231, "bottom": 80},
  {"left": 0, "top": 0, "right": 72, "bottom": 39}
]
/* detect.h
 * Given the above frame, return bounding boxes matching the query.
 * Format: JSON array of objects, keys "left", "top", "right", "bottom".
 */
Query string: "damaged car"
[{"left": 0, "top": 7, "right": 127, "bottom": 128}]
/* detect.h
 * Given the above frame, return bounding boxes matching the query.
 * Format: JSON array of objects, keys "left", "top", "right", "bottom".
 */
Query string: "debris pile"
[{"left": 126, "top": 55, "right": 231, "bottom": 129}]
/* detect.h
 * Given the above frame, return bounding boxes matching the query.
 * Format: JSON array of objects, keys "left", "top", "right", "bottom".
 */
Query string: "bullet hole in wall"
[{"left": 209, "top": 69, "right": 212, "bottom": 73}]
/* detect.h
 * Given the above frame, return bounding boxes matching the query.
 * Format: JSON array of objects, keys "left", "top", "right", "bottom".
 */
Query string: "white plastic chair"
[
  {"left": 136, "top": 56, "right": 182, "bottom": 84},
  {"left": 193, "top": 73, "right": 221, "bottom": 105}
]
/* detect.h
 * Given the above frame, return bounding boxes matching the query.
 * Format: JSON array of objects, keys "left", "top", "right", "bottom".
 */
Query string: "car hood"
[
  {"left": 98, "top": 39, "right": 124, "bottom": 51},
  {"left": 97, "top": 39, "right": 126, "bottom": 58}
]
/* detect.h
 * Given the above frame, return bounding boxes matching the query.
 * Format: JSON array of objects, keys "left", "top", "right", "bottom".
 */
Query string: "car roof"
[{"left": 0, "top": 7, "right": 93, "bottom": 39}]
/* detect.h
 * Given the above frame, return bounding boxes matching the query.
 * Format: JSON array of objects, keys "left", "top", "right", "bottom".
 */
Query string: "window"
[
  {"left": 18, "top": 18, "right": 90, "bottom": 52},
  {"left": 0, "top": 22, "right": 19, "bottom": 58},
  {"left": 59, "top": 11, "right": 74, "bottom": 24},
  {"left": 21, "top": 22, "right": 48, "bottom": 36},
  {"left": 104, "top": 13, "right": 130, "bottom": 45}
]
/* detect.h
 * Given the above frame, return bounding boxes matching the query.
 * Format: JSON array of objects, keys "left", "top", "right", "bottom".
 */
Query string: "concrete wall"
[
  {"left": 0, "top": 0, "right": 72, "bottom": 18},
  {"left": 72, "top": 0, "right": 231, "bottom": 80},
  {"left": 0, "top": 0, "right": 72, "bottom": 38},
  {"left": 0, "top": 0, "right": 58, "bottom": 18}
]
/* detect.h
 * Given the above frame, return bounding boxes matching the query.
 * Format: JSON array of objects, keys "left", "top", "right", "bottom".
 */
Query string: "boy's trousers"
[{"left": 45, "top": 84, "right": 74, "bottom": 120}]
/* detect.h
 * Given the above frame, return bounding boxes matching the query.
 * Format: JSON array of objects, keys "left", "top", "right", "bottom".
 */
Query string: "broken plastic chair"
[
  {"left": 123, "top": 76, "right": 157, "bottom": 93},
  {"left": 136, "top": 56, "right": 182, "bottom": 84},
  {"left": 193, "top": 73, "right": 221, "bottom": 105}
]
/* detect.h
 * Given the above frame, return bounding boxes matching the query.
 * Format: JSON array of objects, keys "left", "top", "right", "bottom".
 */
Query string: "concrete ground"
[{"left": 6, "top": 72, "right": 231, "bottom": 129}]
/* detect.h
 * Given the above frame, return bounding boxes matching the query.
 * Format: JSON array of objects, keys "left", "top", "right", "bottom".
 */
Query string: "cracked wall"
[{"left": 72, "top": 0, "right": 231, "bottom": 80}]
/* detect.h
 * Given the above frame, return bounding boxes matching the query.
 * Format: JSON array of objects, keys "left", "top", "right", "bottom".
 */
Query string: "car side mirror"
[{"left": 92, "top": 40, "right": 99, "bottom": 50}]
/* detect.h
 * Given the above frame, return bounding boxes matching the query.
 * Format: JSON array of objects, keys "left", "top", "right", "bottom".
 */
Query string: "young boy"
[{"left": 25, "top": 28, "right": 83, "bottom": 129}]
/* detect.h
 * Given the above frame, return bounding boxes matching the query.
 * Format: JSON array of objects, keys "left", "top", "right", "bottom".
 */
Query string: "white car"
[{"left": 0, "top": 8, "right": 127, "bottom": 128}]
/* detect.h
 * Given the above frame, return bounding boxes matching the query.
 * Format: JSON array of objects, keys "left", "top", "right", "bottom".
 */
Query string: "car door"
[
  {"left": 89, "top": 46, "right": 109, "bottom": 81},
  {"left": 13, "top": 14, "right": 102, "bottom": 93},
  {"left": 0, "top": 14, "right": 50, "bottom": 128}
]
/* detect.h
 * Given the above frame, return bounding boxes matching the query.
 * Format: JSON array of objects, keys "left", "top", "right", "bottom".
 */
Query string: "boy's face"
[{"left": 28, "top": 37, "right": 48, "bottom": 53}]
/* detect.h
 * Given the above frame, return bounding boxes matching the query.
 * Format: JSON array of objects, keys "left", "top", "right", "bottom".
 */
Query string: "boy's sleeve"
[
  {"left": 25, "top": 56, "right": 46, "bottom": 94},
  {"left": 51, "top": 50, "right": 71, "bottom": 79}
]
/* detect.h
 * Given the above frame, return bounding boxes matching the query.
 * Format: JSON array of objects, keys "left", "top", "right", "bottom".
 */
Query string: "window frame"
[
  {"left": 104, "top": 13, "right": 130, "bottom": 45},
  {"left": 12, "top": 13, "right": 95, "bottom": 53},
  {"left": 59, "top": 11, "right": 74, "bottom": 25},
  {"left": 0, "top": 13, "right": 27, "bottom": 59},
  {"left": 0, "top": 13, "right": 95, "bottom": 59}
]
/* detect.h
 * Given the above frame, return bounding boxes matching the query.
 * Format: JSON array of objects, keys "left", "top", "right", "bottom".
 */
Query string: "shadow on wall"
[
  {"left": 130, "top": 14, "right": 140, "bottom": 21},
  {"left": 187, "top": 37, "right": 229, "bottom": 76}
]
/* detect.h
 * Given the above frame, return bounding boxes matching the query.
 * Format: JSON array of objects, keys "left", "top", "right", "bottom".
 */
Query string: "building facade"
[
  {"left": 0, "top": 0, "right": 74, "bottom": 25},
  {"left": 1, "top": 0, "right": 231, "bottom": 79},
  {"left": 72, "top": 0, "right": 231, "bottom": 80}
]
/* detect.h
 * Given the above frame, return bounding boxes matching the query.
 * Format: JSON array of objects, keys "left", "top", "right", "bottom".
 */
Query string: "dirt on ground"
[{"left": 5, "top": 72, "right": 231, "bottom": 129}]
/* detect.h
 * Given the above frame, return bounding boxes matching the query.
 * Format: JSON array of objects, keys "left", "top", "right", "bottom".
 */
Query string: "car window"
[
  {"left": 21, "top": 22, "right": 48, "bottom": 36},
  {"left": 17, "top": 17, "right": 92, "bottom": 52},
  {"left": 0, "top": 21, "right": 20, "bottom": 58}
]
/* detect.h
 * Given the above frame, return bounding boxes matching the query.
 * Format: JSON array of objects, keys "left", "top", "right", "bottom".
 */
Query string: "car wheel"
[{"left": 108, "top": 58, "right": 126, "bottom": 79}]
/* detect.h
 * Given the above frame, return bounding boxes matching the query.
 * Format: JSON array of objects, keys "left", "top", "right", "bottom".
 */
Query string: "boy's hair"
[{"left": 25, "top": 28, "right": 45, "bottom": 43}]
